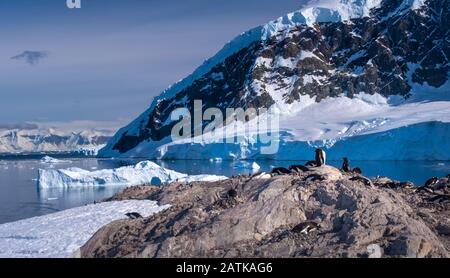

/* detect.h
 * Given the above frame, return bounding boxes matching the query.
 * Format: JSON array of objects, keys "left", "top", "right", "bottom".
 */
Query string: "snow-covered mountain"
[
  {"left": 100, "top": 0, "right": 450, "bottom": 160},
  {"left": 0, "top": 128, "right": 112, "bottom": 155}
]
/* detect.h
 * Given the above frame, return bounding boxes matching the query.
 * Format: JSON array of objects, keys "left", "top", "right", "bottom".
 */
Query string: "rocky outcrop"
[{"left": 81, "top": 166, "right": 450, "bottom": 258}]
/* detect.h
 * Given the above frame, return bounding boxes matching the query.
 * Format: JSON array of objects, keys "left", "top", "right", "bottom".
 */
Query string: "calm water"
[{"left": 0, "top": 157, "right": 449, "bottom": 224}]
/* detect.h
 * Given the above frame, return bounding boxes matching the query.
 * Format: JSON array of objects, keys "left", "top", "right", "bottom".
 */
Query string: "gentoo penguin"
[
  {"left": 315, "top": 148, "right": 326, "bottom": 167},
  {"left": 446, "top": 174, "right": 450, "bottom": 180},
  {"left": 227, "top": 189, "right": 238, "bottom": 199},
  {"left": 289, "top": 165, "right": 310, "bottom": 173},
  {"left": 424, "top": 177, "right": 439, "bottom": 187},
  {"left": 271, "top": 167, "right": 291, "bottom": 175},
  {"left": 342, "top": 157, "right": 350, "bottom": 172},
  {"left": 352, "top": 167, "right": 362, "bottom": 174},
  {"left": 428, "top": 194, "right": 450, "bottom": 204},
  {"left": 125, "top": 212, "right": 143, "bottom": 220},
  {"left": 400, "top": 181, "right": 415, "bottom": 189},
  {"left": 292, "top": 221, "right": 321, "bottom": 235},
  {"left": 350, "top": 176, "right": 372, "bottom": 186},
  {"left": 305, "top": 173, "right": 325, "bottom": 182},
  {"left": 305, "top": 160, "right": 317, "bottom": 167},
  {"left": 415, "top": 186, "right": 434, "bottom": 194}
]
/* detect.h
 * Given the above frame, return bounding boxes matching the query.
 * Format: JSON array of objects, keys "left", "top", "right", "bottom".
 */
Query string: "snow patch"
[{"left": 0, "top": 200, "right": 169, "bottom": 258}]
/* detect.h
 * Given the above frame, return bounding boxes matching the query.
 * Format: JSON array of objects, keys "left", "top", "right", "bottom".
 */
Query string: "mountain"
[
  {"left": 0, "top": 128, "right": 112, "bottom": 155},
  {"left": 99, "top": 0, "right": 450, "bottom": 160}
]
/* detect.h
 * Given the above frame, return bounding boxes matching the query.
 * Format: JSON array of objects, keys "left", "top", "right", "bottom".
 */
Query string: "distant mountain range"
[
  {"left": 96, "top": 0, "right": 447, "bottom": 160},
  {"left": 0, "top": 127, "right": 112, "bottom": 155}
]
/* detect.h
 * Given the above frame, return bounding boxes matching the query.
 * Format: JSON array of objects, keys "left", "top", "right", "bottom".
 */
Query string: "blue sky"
[{"left": 0, "top": 0, "right": 304, "bottom": 127}]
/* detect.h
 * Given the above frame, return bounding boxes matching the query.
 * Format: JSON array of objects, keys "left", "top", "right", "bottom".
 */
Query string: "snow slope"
[
  {"left": 0, "top": 200, "right": 170, "bottom": 258},
  {"left": 38, "top": 161, "right": 228, "bottom": 188},
  {"left": 103, "top": 94, "right": 450, "bottom": 160}
]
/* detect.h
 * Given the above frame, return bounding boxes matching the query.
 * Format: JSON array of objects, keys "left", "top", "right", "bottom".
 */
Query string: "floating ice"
[
  {"left": 38, "top": 161, "right": 228, "bottom": 188},
  {"left": 40, "top": 156, "right": 70, "bottom": 164}
]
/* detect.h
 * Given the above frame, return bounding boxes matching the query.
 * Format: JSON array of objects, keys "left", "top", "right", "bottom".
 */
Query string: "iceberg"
[
  {"left": 0, "top": 200, "right": 169, "bottom": 258},
  {"left": 38, "top": 161, "right": 228, "bottom": 188},
  {"left": 40, "top": 156, "right": 71, "bottom": 164}
]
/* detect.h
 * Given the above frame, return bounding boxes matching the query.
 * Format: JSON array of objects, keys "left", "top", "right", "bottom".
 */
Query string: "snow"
[
  {"left": 38, "top": 161, "right": 227, "bottom": 188},
  {"left": 0, "top": 200, "right": 170, "bottom": 258},
  {"left": 0, "top": 127, "right": 112, "bottom": 155},
  {"left": 101, "top": 94, "right": 450, "bottom": 160}
]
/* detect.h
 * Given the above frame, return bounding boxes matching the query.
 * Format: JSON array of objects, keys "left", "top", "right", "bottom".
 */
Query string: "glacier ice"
[{"left": 38, "top": 161, "right": 228, "bottom": 188}]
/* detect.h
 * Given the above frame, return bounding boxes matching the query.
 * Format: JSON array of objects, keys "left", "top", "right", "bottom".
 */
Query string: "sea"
[{"left": 0, "top": 155, "right": 448, "bottom": 224}]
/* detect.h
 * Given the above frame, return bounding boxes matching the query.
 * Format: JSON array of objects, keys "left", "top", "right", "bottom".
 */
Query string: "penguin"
[
  {"left": 352, "top": 167, "right": 362, "bottom": 174},
  {"left": 315, "top": 148, "right": 326, "bottom": 167},
  {"left": 289, "top": 165, "right": 310, "bottom": 173},
  {"left": 305, "top": 160, "right": 317, "bottom": 167},
  {"left": 424, "top": 177, "right": 439, "bottom": 187},
  {"left": 400, "top": 181, "right": 415, "bottom": 189},
  {"left": 125, "top": 212, "right": 143, "bottom": 220},
  {"left": 292, "top": 221, "right": 321, "bottom": 235},
  {"left": 271, "top": 167, "right": 291, "bottom": 175},
  {"left": 227, "top": 189, "right": 238, "bottom": 199},
  {"left": 415, "top": 186, "right": 434, "bottom": 194},
  {"left": 350, "top": 176, "right": 372, "bottom": 186},
  {"left": 428, "top": 194, "right": 450, "bottom": 204},
  {"left": 342, "top": 157, "right": 350, "bottom": 172},
  {"left": 446, "top": 174, "right": 450, "bottom": 180},
  {"left": 305, "top": 173, "right": 325, "bottom": 182}
]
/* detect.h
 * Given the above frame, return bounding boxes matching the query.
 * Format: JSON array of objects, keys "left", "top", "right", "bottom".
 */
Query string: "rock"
[
  {"left": 436, "top": 224, "right": 450, "bottom": 236},
  {"left": 81, "top": 166, "right": 450, "bottom": 258}
]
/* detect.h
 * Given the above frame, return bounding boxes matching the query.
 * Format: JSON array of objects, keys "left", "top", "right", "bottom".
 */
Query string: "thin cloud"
[{"left": 11, "top": 51, "right": 49, "bottom": 65}]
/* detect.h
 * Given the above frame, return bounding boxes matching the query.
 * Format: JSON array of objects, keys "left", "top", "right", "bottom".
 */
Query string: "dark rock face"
[
  {"left": 111, "top": 0, "right": 449, "bottom": 154},
  {"left": 81, "top": 167, "right": 450, "bottom": 258}
]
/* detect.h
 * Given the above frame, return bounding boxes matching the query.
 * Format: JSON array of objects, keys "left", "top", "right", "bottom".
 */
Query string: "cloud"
[
  {"left": 0, "top": 122, "right": 39, "bottom": 130},
  {"left": 11, "top": 51, "right": 49, "bottom": 65}
]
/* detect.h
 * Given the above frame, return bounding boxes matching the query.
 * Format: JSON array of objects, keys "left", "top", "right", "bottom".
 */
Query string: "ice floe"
[{"left": 38, "top": 161, "right": 228, "bottom": 188}]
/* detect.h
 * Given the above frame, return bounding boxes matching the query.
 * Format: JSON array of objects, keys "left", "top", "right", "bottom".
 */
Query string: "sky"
[{"left": 0, "top": 0, "right": 305, "bottom": 129}]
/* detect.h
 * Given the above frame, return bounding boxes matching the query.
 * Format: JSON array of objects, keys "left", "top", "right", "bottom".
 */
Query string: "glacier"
[
  {"left": 0, "top": 200, "right": 170, "bottom": 258},
  {"left": 38, "top": 161, "right": 228, "bottom": 188},
  {"left": 101, "top": 95, "right": 450, "bottom": 160}
]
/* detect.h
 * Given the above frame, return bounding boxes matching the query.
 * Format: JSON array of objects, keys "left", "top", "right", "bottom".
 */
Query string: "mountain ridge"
[{"left": 100, "top": 0, "right": 449, "bottom": 159}]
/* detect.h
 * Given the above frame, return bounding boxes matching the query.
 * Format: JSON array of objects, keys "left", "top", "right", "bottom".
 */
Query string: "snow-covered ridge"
[
  {"left": 108, "top": 0, "right": 427, "bottom": 141},
  {"left": 38, "top": 161, "right": 228, "bottom": 188},
  {"left": 0, "top": 127, "right": 111, "bottom": 155},
  {"left": 0, "top": 200, "right": 169, "bottom": 258}
]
